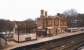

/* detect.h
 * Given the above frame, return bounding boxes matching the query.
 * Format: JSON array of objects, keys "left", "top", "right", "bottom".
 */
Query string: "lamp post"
[
  {"left": 17, "top": 24, "right": 19, "bottom": 43},
  {"left": 14, "top": 21, "right": 19, "bottom": 43},
  {"left": 45, "top": 17, "right": 48, "bottom": 36},
  {"left": 58, "top": 17, "right": 61, "bottom": 33}
]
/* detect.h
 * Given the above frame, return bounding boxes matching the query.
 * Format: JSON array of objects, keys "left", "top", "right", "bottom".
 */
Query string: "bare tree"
[
  {"left": 62, "top": 9, "right": 81, "bottom": 27},
  {"left": 63, "top": 9, "right": 78, "bottom": 17},
  {"left": 24, "top": 19, "right": 36, "bottom": 33},
  {"left": 0, "top": 19, "right": 10, "bottom": 32}
]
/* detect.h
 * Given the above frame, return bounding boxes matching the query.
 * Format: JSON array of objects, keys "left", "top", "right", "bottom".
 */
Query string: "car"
[
  {"left": 0, "top": 32, "right": 7, "bottom": 49},
  {"left": 77, "top": 46, "right": 84, "bottom": 50}
]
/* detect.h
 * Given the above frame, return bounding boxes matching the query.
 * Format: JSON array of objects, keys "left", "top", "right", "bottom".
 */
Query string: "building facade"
[{"left": 36, "top": 10, "right": 68, "bottom": 36}]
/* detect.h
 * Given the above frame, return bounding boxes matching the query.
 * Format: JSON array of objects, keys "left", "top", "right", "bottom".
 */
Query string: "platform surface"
[{"left": 4, "top": 31, "right": 84, "bottom": 50}]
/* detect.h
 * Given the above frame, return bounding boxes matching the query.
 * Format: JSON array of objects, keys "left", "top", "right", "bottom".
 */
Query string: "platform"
[{"left": 4, "top": 31, "right": 84, "bottom": 50}]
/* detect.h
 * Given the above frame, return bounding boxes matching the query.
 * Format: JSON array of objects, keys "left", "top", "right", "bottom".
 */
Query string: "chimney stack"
[
  {"left": 40, "top": 9, "right": 44, "bottom": 17},
  {"left": 57, "top": 13, "right": 60, "bottom": 16},
  {"left": 45, "top": 11, "right": 47, "bottom": 17}
]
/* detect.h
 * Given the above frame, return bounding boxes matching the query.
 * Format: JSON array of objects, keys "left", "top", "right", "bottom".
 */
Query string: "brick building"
[{"left": 36, "top": 10, "right": 68, "bottom": 36}]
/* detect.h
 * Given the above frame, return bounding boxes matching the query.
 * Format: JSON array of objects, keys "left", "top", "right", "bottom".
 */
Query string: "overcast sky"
[{"left": 0, "top": 0, "right": 84, "bottom": 21}]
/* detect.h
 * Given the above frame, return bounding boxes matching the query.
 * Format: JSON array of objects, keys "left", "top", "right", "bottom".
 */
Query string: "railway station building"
[{"left": 36, "top": 10, "right": 68, "bottom": 36}]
